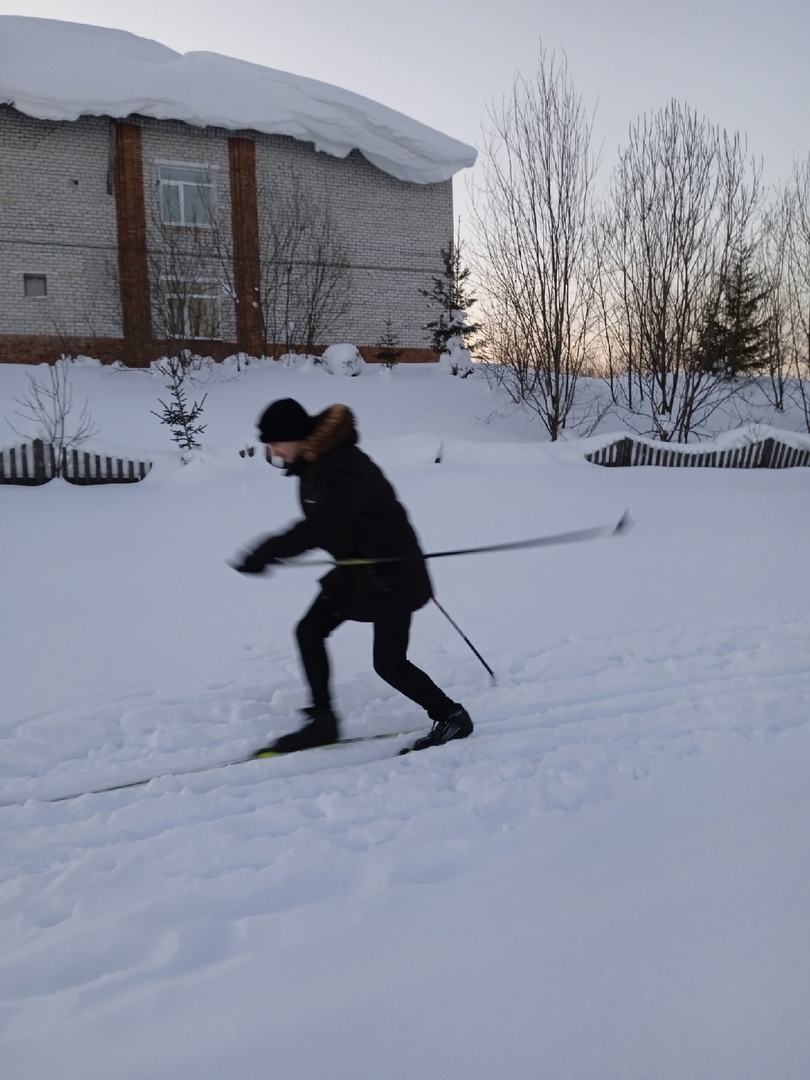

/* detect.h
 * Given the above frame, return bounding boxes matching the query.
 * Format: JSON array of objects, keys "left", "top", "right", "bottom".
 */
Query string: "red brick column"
[
  {"left": 228, "top": 137, "right": 263, "bottom": 357},
  {"left": 114, "top": 121, "right": 152, "bottom": 364}
]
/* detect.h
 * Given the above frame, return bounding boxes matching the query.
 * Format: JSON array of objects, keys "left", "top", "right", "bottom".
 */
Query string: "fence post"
[
  {"left": 32, "top": 440, "right": 46, "bottom": 483},
  {"left": 759, "top": 438, "right": 775, "bottom": 469}
]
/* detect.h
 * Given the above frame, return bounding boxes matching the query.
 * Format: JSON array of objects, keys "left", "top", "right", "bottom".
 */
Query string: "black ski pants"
[{"left": 295, "top": 592, "right": 455, "bottom": 720}]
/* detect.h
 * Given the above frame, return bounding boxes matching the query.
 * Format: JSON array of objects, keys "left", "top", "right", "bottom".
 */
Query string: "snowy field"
[{"left": 2, "top": 357, "right": 809, "bottom": 1080}]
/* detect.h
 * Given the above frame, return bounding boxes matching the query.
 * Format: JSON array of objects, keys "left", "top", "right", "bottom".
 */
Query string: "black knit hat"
[{"left": 257, "top": 399, "right": 316, "bottom": 443}]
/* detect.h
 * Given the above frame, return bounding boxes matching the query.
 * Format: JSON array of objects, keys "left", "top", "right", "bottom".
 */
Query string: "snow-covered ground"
[{"left": 2, "top": 358, "right": 809, "bottom": 1079}]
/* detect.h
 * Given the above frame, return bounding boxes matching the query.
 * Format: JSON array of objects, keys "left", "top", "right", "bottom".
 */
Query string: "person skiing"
[{"left": 231, "top": 398, "right": 473, "bottom": 755}]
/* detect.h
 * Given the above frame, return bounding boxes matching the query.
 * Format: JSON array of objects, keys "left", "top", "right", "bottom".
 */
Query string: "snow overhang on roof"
[{"left": 0, "top": 16, "right": 477, "bottom": 185}]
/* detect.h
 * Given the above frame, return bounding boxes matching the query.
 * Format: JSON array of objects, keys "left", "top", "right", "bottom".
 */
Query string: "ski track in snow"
[{"left": 1, "top": 616, "right": 808, "bottom": 1007}]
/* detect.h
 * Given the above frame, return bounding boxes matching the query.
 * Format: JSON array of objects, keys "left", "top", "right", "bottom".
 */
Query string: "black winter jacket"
[{"left": 248, "top": 405, "right": 434, "bottom": 622}]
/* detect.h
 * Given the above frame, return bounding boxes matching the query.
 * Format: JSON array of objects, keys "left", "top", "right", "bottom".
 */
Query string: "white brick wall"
[
  {"left": 0, "top": 106, "right": 454, "bottom": 351},
  {"left": 251, "top": 132, "right": 453, "bottom": 345},
  {"left": 0, "top": 107, "right": 122, "bottom": 339}
]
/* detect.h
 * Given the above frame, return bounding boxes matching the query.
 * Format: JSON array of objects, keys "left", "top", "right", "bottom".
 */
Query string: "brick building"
[{"left": 0, "top": 17, "right": 476, "bottom": 365}]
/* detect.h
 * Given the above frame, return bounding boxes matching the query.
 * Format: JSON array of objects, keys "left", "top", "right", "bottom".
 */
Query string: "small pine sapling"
[
  {"left": 151, "top": 358, "right": 207, "bottom": 457},
  {"left": 375, "top": 315, "right": 403, "bottom": 369}
]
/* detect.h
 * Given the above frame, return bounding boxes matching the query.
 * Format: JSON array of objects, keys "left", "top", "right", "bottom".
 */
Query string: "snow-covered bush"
[
  {"left": 317, "top": 343, "right": 366, "bottom": 376},
  {"left": 437, "top": 335, "right": 474, "bottom": 377}
]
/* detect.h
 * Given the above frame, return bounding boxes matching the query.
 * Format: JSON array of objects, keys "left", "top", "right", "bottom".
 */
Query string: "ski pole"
[
  {"left": 432, "top": 596, "right": 496, "bottom": 684},
  {"left": 278, "top": 510, "right": 632, "bottom": 569}
]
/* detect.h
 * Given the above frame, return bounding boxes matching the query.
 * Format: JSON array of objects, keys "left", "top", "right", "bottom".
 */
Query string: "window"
[
  {"left": 158, "top": 164, "right": 216, "bottom": 226},
  {"left": 165, "top": 280, "right": 221, "bottom": 339},
  {"left": 23, "top": 274, "right": 47, "bottom": 297}
]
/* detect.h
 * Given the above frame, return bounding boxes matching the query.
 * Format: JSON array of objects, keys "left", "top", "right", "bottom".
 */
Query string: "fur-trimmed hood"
[{"left": 299, "top": 404, "right": 358, "bottom": 462}]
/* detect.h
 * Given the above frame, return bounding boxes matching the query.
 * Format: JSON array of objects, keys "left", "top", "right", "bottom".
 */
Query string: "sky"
[{"left": 2, "top": 0, "right": 808, "bottom": 216}]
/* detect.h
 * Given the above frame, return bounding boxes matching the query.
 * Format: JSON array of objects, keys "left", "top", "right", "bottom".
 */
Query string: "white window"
[
  {"left": 158, "top": 164, "right": 216, "bottom": 226},
  {"left": 165, "top": 280, "right": 221, "bottom": 339},
  {"left": 23, "top": 273, "right": 47, "bottom": 297}
]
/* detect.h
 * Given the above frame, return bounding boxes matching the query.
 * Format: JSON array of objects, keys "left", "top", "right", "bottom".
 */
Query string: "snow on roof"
[{"left": 0, "top": 16, "right": 477, "bottom": 185}]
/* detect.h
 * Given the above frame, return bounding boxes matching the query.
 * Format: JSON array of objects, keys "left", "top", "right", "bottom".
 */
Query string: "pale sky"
[{"left": 2, "top": 0, "right": 808, "bottom": 216}]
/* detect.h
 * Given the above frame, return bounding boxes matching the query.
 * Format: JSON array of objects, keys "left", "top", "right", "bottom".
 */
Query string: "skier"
[{"left": 231, "top": 398, "right": 473, "bottom": 754}]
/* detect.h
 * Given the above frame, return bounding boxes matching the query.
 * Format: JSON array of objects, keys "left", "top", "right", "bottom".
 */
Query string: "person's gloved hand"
[{"left": 230, "top": 551, "right": 273, "bottom": 576}]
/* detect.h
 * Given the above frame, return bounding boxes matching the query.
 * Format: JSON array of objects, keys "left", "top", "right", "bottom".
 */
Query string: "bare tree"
[
  {"left": 471, "top": 46, "right": 597, "bottom": 440},
  {"left": 148, "top": 211, "right": 225, "bottom": 368},
  {"left": 254, "top": 175, "right": 352, "bottom": 357},
  {"left": 761, "top": 188, "right": 794, "bottom": 412},
  {"left": 8, "top": 361, "right": 97, "bottom": 473},
  {"left": 143, "top": 205, "right": 220, "bottom": 454},
  {"left": 595, "top": 101, "right": 762, "bottom": 441},
  {"left": 145, "top": 167, "right": 351, "bottom": 363},
  {"left": 780, "top": 154, "right": 810, "bottom": 431}
]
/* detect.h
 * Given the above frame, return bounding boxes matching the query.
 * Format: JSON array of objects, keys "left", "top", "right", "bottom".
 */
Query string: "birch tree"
[
  {"left": 596, "top": 101, "right": 762, "bottom": 441},
  {"left": 472, "top": 46, "right": 597, "bottom": 440}
]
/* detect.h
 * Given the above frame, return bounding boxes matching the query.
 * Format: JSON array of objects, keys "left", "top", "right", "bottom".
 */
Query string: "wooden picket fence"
[
  {"left": 586, "top": 435, "right": 810, "bottom": 470},
  {"left": 0, "top": 439, "right": 152, "bottom": 485}
]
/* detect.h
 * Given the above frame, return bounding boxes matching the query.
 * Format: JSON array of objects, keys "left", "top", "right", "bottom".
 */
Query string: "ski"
[
  {"left": 253, "top": 729, "right": 418, "bottom": 759},
  {"left": 1, "top": 729, "right": 424, "bottom": 807}
]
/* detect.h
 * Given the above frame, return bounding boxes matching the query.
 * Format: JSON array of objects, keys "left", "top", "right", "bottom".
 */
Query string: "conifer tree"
[
  {"left": 696, "top": 246, "right": 772, "bottom": 378},
  {"left": 419, "top": 226, "right": 483, "bottom": 357},
  {"left": 375, "top": 314, "right": 403, "bottom": 369},
  {"left": 151, "top": 358, "right": 207, "bottom": 455}
]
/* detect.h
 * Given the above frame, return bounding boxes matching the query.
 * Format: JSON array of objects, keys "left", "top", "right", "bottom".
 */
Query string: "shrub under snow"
[
  {"left": 318, "top": 343, "right": 366, "bottom": 377},
  {"left": 437, "top": 335, "right": 474, "bottom": 377}
]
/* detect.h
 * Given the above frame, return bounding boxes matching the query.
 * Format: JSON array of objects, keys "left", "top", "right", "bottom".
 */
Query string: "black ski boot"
[
  {"left": 402, "top": 705, "right": 473, "bottom": 754},
  {"left": 256, "top": 706, "right": 339, "bottom": 755}
]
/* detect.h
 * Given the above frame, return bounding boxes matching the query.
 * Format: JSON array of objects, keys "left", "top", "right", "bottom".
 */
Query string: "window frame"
[
  {"left": 23, "top": 273, "right": 48, "bottom": 298},
  {"left": 156, "top": 161, "right": 218, "bottom": 229},
  {"left": 162, "top": 277, "right": 222, "bottom": 340}
]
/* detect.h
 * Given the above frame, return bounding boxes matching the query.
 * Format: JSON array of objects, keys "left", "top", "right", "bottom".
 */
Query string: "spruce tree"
[
  {"left": 419, "top": 227, "right": 483, "bottom": 357},
  {"left": 696, "top": 247, "right": 772, "bottom": 378},
  {"left": 151, "top": 357, "right": 207, "bottom": 454},
  {"left": 375, "top": 314, "right": 403, "bottom": 369}
]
